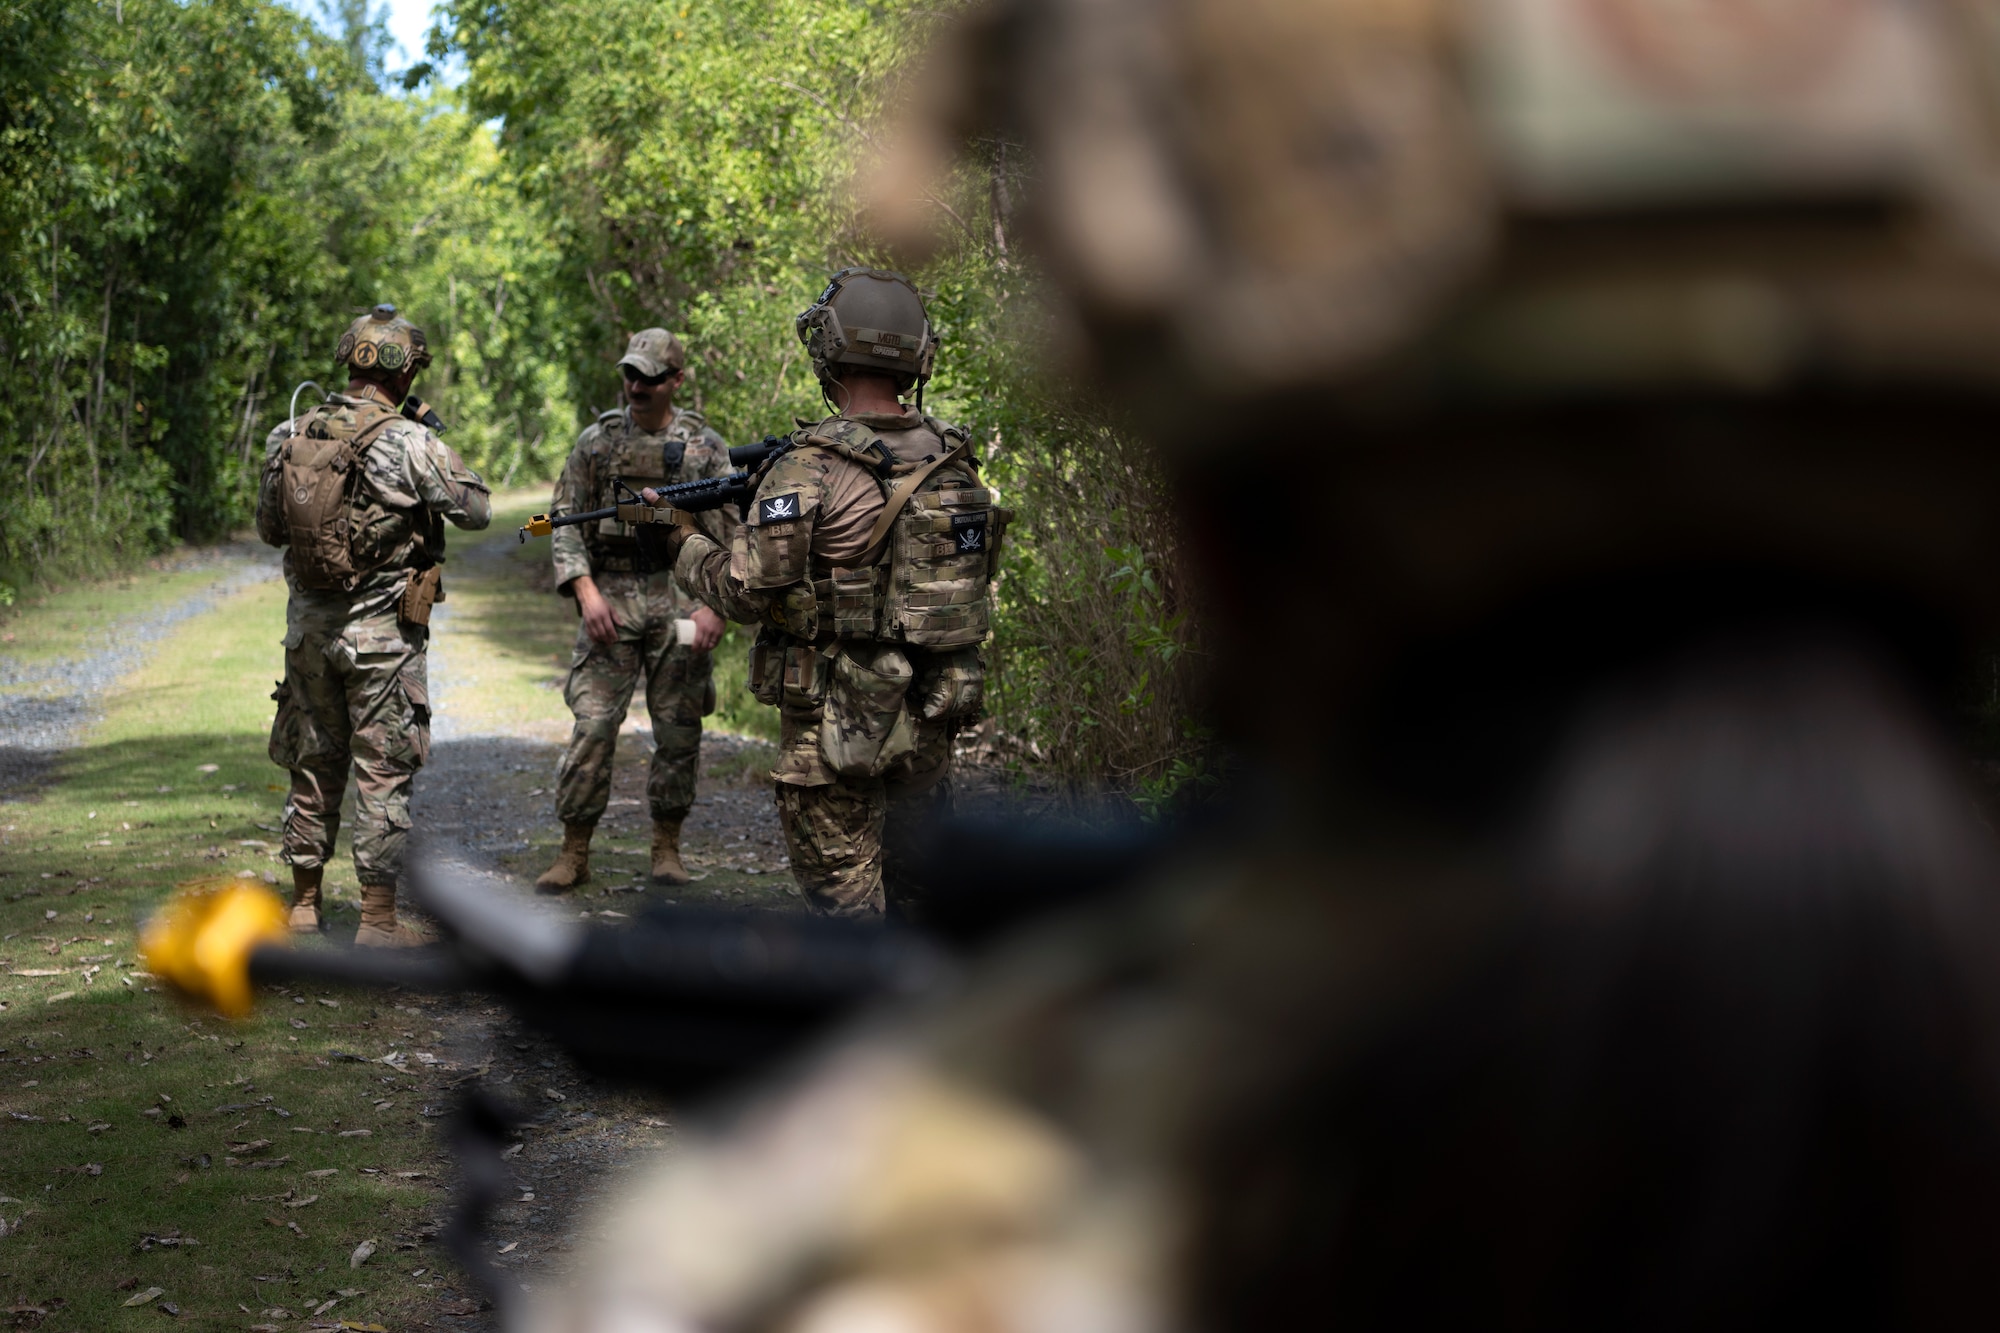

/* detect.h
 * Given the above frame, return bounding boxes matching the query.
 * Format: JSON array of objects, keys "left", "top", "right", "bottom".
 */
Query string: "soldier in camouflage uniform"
[
  {"left": 536, "top": 0, "right": 2000, "bottom": 1329},
  {"left": 644, "top": 271, "right": 1003, "bottom": 919},
  {"left": 258, "top": 304, "right": 490, "bottom": 947},
  {"left": 536, "top": 329, "right": 736, "bottom": 893}
]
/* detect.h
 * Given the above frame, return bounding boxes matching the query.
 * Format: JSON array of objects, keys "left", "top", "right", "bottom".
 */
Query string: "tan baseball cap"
[{"left": 618, "top": 328, "right": 687, "bottom": 378}]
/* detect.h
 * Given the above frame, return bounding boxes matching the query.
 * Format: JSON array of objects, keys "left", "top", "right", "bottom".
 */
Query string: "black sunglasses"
[{"left": 623, "top": 367, "right": 678, "bottom": 388}]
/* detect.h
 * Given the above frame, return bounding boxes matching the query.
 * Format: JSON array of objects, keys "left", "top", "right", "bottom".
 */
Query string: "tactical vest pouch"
[
  {"left": 780, "top": 641, "right": 833, "bottom": 712},
  {"left": 820, "top": 643, "right": 917, "bottom": 779},
  {"left": 747, "top": 630, "right": 785, "bottom": 706},
  {"left": 278, "top": 404, "right": 399, "bottom": 591},
  {"left": 914, "top": 646, "right": 986, "bottom": 723},
  {"left": 765, "top": 581, "right": 820, "bottom": 641},
  {"left": 813, "top": 567, "right": 885, "bottom": 639},
  {"left": 399, "top": 566, "right": 444, "bottom": 627}
]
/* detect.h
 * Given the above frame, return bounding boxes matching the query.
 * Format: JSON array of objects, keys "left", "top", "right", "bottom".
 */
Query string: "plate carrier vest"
[{"left": 586, "top": 406, "right": 711, "bottom": 575}]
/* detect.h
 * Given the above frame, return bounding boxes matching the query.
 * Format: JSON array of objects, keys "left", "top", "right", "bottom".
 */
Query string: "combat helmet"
[
  {"left": 871, "top": 0, "right": 2000, "bottom": 694},
  {"left": 795, "top": 269, "right": 939, "bottom": 390},
  {"left": 876, "top": 0, "right": 2000, "bottom": 443},
  {"left": 335, "top": 303, "right": 432, "bottom": 378}
]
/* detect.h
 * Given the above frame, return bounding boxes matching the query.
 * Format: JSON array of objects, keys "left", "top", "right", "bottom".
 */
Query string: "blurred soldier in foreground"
[
  {"left": 545, "top": 0, "right": 2000, "bottom": 1327},
  {"left": 645, "top": 273, "right": 1003, "bottom": 918},
  {"left": 258, "top": 304, "right": 490, "bottom": 946},
  {"left": 538, "top": 330, "right": 735, "bottom": 894}
]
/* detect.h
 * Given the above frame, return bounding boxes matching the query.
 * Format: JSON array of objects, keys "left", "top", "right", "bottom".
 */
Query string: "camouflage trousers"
[
  {"left": 773, "top": 704, "right": 954, "bottom": 918},
  {"left": 268, "top": 612, "right": 429, "bottom": 887},
  {"left": 555, "top": 572, "right": 715, "bottom": 828}
]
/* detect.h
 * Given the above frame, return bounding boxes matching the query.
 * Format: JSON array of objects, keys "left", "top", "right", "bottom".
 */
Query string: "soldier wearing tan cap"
[{"left": 537, "top": 329, "right": 737, "bottom": 893}]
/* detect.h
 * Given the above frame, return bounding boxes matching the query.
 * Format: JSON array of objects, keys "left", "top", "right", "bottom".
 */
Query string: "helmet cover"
[
  {"left": 795, "top": 269, "right": 939, "bottom": 387},
  {"left": 336, "top": 303, "right": 433, "bottom": 378}
]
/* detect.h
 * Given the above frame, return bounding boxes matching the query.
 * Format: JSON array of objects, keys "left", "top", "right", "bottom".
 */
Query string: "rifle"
[{"left": 518, "top": 433, "right": 794, "bottom": 542}]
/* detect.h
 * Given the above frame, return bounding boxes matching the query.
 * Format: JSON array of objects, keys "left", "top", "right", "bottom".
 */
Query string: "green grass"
[
  {"left": 0, "top": 559, "right": 253, "bottom": 667},
  {"left": 0, "top": 571, "right": 458, "bottom": 1330}
]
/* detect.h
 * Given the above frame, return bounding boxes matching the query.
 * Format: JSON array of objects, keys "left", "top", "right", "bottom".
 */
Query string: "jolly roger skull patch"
[
  {"left": 950, "top": 513, "right": 988, "bottom": 553},
  {"left": 758, "top": 493, "right": 801, "bottom": 523}
]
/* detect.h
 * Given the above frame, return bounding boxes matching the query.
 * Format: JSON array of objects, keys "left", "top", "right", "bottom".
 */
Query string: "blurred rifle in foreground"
[
  {"left": 518, "top": 433, "right": 794, "bottom": 543},
  {"left": 142, "top": 818, "right": 1166, "bottom": 1322}
]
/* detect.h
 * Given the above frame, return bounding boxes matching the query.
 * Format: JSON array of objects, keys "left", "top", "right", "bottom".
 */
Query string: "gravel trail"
[{"left": 0, "top": 543, "right": 281, "bottom": 794}]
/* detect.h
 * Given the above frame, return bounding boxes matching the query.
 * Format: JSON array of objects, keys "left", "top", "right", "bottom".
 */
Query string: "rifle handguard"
[{"left": 614, "top": 503, "right": 696, "bottom": 527}]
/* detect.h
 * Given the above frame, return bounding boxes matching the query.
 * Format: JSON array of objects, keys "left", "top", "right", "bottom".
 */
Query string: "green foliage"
[{"left": 0, "top": 0, "right": 576, "bottom": 589}]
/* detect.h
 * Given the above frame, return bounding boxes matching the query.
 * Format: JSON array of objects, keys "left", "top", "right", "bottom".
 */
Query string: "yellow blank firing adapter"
[
  {"left": 141, "top": 877, "right": 291, "bottom": 1018},
  {"left": 520, "top": 515, "right": 554, "bottom": 542}
]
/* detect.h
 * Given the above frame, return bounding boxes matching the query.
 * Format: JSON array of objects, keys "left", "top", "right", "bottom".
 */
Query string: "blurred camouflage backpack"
[{"left": 278, "top": 399, "right": 402, "bottom": 591}]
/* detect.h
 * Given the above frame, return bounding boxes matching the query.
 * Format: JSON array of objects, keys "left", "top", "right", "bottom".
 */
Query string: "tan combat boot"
[
  {"left": 354, "top": 882, "right": 434, "bottom": 949},
  {"left": 536, "top": 823, "right": 594, "bottom": 895},
  {"left": 288, "top": 865, "right": 325, "bottom": 935},
  {"left": 650, "top": 816, "right": 692, "bottom": 885}
]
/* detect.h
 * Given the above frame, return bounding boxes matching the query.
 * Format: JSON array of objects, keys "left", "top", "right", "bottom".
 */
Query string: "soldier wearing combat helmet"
[
  {"left": 644, "top": 270, "right": 1006, "bottom": 918},
  {"left": 257, "top": 303, "right": 489, "bottom": 947},
  {"left": 536, "top": 329, "right": 737, "bottom": 893},
  {"left": 534, "top": 0, "right": 2000, "bottom": 1327}
]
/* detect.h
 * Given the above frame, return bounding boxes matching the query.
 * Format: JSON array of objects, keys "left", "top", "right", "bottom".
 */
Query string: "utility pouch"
[
  {"left": 819, "top": 643, "right": 917, "bottom": 779},
  {"left": 780, "top": 641, "right": 834, "bottom": 712},
  {"left": 399, "top": 566, "right": 444, "bottom": 627},
  {"left": 748, "top": 630, "right": 786, "bottom": 706},
  {"left": 914, "top": 646, "right": 986, "bottom": 722}
]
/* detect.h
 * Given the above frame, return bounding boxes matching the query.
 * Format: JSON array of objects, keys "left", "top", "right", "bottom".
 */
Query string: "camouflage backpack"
[{"left": 277, "top": 399, "right": 402, "bottom": 591}]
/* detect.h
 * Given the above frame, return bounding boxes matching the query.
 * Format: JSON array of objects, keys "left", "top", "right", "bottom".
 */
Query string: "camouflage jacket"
[
  {"left": 673, "top": 407, "right": 975, "bottom": 634},
  {"left": 551, "top": 405, "right": 737, "bottom": 601},
  {"left": 257, "top": 392, "right": 491, "bottom": 640}
]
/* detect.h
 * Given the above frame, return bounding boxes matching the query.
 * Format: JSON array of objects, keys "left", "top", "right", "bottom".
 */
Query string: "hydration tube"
[{"left": 287, "top": 379, "right": 327, "bottom": 436}]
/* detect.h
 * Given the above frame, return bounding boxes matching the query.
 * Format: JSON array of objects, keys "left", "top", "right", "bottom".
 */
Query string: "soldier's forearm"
[
  {"left": 674, "top": 534, "right": 768, "bottom": 624},
  {"left": 444, "top": 486, "right": 492, "bottom": 530}
]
